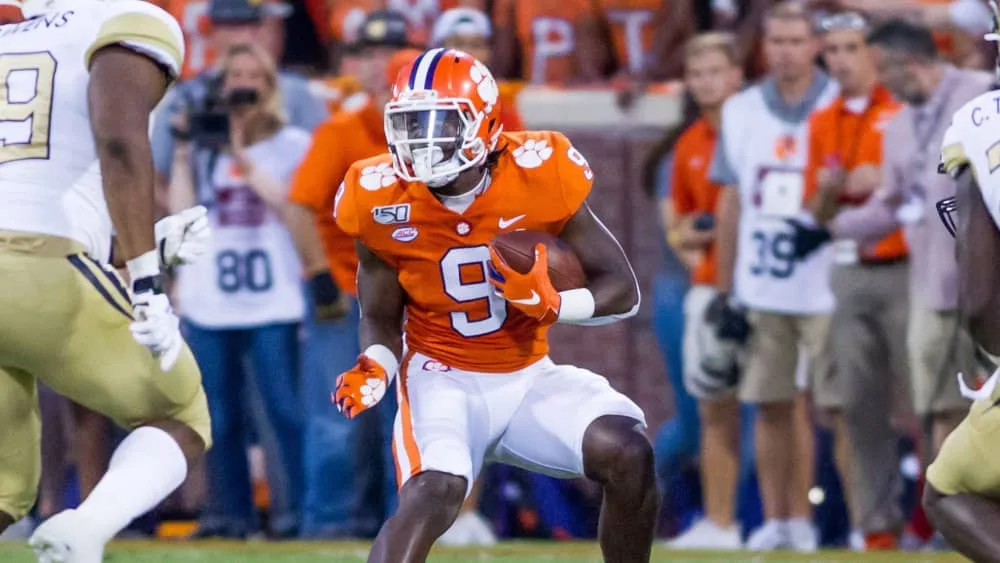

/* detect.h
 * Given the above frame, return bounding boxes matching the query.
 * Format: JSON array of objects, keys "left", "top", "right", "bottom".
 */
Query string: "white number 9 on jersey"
[{"left": 0, "top": 52, "right": 57, "bottom": 165}]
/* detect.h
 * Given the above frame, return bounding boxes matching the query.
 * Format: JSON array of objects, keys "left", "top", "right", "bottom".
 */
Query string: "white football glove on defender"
[
  {"left": 127, "top": 251, "right": 183, "bottom": 372},
  {"left": 155, "top": 205, "right": 210, "bottom": 267}
]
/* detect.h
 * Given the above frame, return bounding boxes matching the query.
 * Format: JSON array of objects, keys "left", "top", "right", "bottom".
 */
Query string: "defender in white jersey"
[
  {"left": 924, "top": 62, "right": 1000, "bottom": 559},
  {"left": 0, "top": 1, "right": 213, "bottom": 561},
  {"left": 710, "top": 1, "right": 842, "bottom": 551}
]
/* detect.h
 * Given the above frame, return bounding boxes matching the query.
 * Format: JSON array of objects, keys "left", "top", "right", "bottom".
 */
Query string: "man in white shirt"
[{"left": 711, "top": 1, "right": 841, "bottom": 551}]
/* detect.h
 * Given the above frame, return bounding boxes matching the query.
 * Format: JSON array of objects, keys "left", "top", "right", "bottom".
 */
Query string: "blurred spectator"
[
  {"left": 152, "top": 0, "right": 327, "bottom": 199},
  {"left": 431, "top": 7, "right": 524, "bottom": 131},
  {"left": 327, "top": 0, "right": 487, "bottom": 53},
  {"left": 167, "top": 43, "right": 310, "bottom": 538},
  {"left": 795, "top": 19, "right": 989, "bottom": 519},
  {"left": 711, "top": 1, "right": 844, "bottom": 551},
  {"left": 491, "top": 0, "right": 605, "bottom": 84},
  {"left": 833, "top": 0, "right": 992, "bottom": 69},
  {"left": 286, "top": 11, "right": 411, "bottom": 539},
  {"left": 158, "top": 0, "right": 292, "bottom": 80},
  {"left": 803, "top": 11, "right": 907, "bottom": 550},
  {"left": 661, "top": 32, "right": 745, "bottom": 551}
]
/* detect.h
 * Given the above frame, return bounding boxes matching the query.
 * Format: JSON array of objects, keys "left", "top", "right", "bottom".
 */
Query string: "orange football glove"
[
  {"left": 333, "top": 355, "right": 390, "bottom": 419},
  {"left": 488, "top": 243, "right": 561, "bottom": 324}
]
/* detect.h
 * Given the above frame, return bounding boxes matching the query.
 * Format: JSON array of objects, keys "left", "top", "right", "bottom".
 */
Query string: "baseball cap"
[
  {"left": 209, "top": 0, "right": 292, "bottom": 24},
  {"left": 350, "top": 10, "right": 411, "bottom": 50},
  {"left": 430, "top": 8, "right": 492, "bottom": 47}
]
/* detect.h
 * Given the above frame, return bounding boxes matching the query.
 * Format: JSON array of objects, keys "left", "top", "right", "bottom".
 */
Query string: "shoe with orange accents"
[
  {"left": 487, "top": 244, "right": 561, "bottom": 324},
  {"left": 864, "top": 531, "right": 899, "bottom": 551}
]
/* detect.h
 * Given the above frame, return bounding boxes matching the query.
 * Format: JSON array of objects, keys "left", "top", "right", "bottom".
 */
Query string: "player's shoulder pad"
[
  {"left": 940, "top": 90, "right": 999, "bottom": 176},
  {"left": 344, "top": 154, "right": 400, "bottom": 202},
  {"left": 84, "top": 0, "right": 185, "bottom": 80},
  {"left": 504, "top": 130, "right": 574, "bottom": 172}
]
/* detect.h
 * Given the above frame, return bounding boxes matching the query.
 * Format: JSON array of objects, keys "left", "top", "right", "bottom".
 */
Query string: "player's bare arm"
[
  {"left": 558, "top": 201, "right": 639, "bottom": 317},
  {"left": 333, "top": 240, "right": 405, "bottom": 418},
  {"left": 953, "top": 168, "right": 1000, "bottom": 356},
  {"left": 88, "top": 45, "right": 169, "bottom": 264},
  {"left": 356, "top": 240, "right": 406, "bottom": 357}
]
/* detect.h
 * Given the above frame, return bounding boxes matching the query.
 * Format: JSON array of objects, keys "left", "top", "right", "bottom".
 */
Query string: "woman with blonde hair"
[{"left": 169, "top": 43, "right": 310, "bottom": 538}]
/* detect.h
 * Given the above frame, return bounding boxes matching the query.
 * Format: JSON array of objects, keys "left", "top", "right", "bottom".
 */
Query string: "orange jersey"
[
  {"left": 288, "top": 102, "right": 387, "bottom": 295},
  {"left": 335, "top": 131, "right": 593, "bottom": 372},
  {"left": 329, "top": 0, "right": 485, "bottom": 46},
  {"left": 597, "top": 0, "right": 662, "bottom": 74},
  {"left": 492, "top": 0, "right": 597, "bottom": 84},
  {"left": 670, "top": 118, "right": 721, "bottom": 286},
  {"left": 162, "top": 0, "right": 213, "bottom": 79},
  {"left": 806, "top": 84, "right": 906, "bottom": 261}
]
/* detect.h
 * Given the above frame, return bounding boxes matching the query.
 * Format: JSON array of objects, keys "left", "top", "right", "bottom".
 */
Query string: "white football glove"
[
  {"left": 130, "top": 290, "right": 183, "bottom": 372},
  {"left": 155, "top": 205, "right": 211, "bottom": 267},
  {"left": 127, "top": 251, "right": 183, "bottom": 372}
]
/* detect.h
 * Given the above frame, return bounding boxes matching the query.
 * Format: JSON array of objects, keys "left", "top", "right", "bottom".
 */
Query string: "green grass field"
[{"left": 0, "top": 541, "right": 973, "bottom": 562}]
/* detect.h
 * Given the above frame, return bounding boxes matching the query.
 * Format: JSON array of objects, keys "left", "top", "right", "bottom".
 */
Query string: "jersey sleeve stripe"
[
  {"left": 84, "top": 12, "right": 184, "bottom": 78},
  {"left": 940, "top": 142, "right": 968, "bottom": 175}
]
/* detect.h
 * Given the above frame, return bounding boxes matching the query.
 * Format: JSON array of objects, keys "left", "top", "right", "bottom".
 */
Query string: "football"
[{"left": 491, "top": 230, "right": 587, "bottom": 291}]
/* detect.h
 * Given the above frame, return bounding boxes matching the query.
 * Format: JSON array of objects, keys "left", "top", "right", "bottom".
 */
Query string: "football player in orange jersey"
[{"left": 333, "top": 49, "right": 655, "bottom": 562}]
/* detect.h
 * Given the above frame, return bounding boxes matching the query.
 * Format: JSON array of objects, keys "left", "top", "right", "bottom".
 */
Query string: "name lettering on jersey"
[
  {"left": 970, "top": 98, "right": 1000, "bottom": 128},
  {"left": 372, "top": 203, "right": 411, "bottom": 225},
  {"left": 0, "top": 11, "right": 75, "bottom": 37},
  {"left": 392, "top": 225, "right": 419, "bottom": 243}
]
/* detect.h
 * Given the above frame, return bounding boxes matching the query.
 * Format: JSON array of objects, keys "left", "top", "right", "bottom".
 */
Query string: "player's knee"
[
  {"left": 402, "top": 471, "right": 467, "bottom": 517},
  {"left": 585, "top": 420, "right": 655, "bottom": 486},
  {"left": 922, "top": 481, "right": 948, "bottom": 525}
]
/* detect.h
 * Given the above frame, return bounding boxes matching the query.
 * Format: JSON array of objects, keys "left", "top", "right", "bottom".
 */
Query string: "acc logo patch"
[
  {"left": 391, "top": 226, "right": 418, "bottom": 242},
  {"left": 373, "top": 203, "right": 411, "bottom": 225}
]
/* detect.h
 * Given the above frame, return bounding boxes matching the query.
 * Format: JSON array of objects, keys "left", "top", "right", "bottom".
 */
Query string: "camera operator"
[
  {"left": 152, "top": 0, "right": 327, "bottom": 207},
  {"left": 168, "top": 43, "right": 311, "bottom": 539}
]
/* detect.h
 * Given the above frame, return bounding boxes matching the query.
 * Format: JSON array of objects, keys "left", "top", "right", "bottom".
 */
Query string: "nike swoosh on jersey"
[
  {"left": 508, "top": 290, "right": 540, "bottom": 305},
  {"left": 498, "top": 215, "right": 526, "bottom": 229}
]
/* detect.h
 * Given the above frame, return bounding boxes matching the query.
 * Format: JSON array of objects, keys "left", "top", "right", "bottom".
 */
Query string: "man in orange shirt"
[
  {"left": 660, "top": 33, "right": 745, "bottom": 551},
  {"left": 287, "top": 11, "right": 414, "bottom": 538},
  {"left": 798, "top": 12, "right": 906, "bottom": 550}
]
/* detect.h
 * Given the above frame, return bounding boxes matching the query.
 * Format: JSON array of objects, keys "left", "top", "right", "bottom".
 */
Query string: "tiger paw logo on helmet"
[
  {"left": 470, "top": 60, "right": 499, "bottom": 114},
  {"left": 359, "top": 163, "right": 397, "bottom": 191},
  {"left": 513, "top": 139, "right": 554, "bottom": 169}
]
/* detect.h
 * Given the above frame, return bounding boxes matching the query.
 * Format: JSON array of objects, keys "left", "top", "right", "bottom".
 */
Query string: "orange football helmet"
[{"left": 385, "top": 48, "right": 503, "bottom": 187}]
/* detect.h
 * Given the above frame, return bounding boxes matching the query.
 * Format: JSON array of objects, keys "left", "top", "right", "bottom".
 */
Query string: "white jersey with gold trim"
[
  {"left": 940, "top": 90, "right": 1000, "bottom": 230},
  {"left": 0, "top": 0, "right": 183, "bottom": 261}
]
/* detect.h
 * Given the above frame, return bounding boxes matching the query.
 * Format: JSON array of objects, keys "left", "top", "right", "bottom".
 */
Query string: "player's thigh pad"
[
  {"left": 29, "top": 253, "right": 211, "bottom": 448},
  {"left": 0, "top": 368, "right": 40, "bottom": 520},
  {"left": 395, "top": 352, "right": 481, "bottom": 495},
  {"left": 927, "top": 399, "right": 1000, "bottom": 496},
  {"left": 740, "top": 310, "right": 799, "bottom": 404},
  {"left": 491, "top": 359, "right": 646, "bottom": 478}
]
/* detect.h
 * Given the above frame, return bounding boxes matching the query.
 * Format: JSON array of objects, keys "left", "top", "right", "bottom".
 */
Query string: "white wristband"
[
  {"left": 363, "top": 344, "right": 399, "bottom": 382},
  {"left": 126, "top": 249, "right": 161, "bottom": 281},
  {"left": 557, "top": 288, "right": 596, "bottom": 323}
]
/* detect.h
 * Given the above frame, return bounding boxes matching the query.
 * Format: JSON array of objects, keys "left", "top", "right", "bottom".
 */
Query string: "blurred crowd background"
[{"left": 1, "top": 0, "right": 997, "bottom": 554}]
